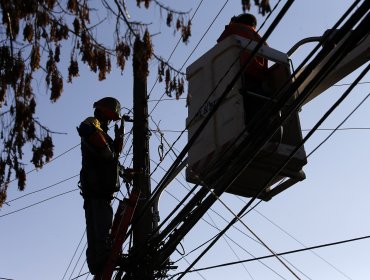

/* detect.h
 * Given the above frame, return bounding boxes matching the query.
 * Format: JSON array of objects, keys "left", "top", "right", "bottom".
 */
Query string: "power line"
[
  {"left": 334, "top": 81, "right": 370, "bottom": 87},
  {"left": 0, "top": 143, "right": 80, "bottom": 188},
  {"left": 254, "top": 209, "right": 353, "bottom": 280},
  {"left": 177, "top": 234, "right": 370, "bottom": 275},
  {"left": 146, "top": 0, "right": 280, "bottom": 212},
  {"left": 308, "top": 90, "right": 370, "bottom": 157},
  {"left": 303, "top": 127, "right": 370, "bottom": 131},
  {"left": 0, "top": 189, "right": 78, "bottom": 218},
  {"left": 5, "top": 174, "right": 79, "bottom": 205},
  {"left": 147, "top": 0, "right": 207, "bottom": 108},
  {"left": 173, "top": 9, "right": 368, "bottom": 279},
  {"left": 61, "top": 230, "right": 86, "bottom": 280}
]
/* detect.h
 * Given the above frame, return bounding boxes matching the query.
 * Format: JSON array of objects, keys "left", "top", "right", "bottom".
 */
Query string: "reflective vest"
[
  {"left": 217, "top": 23, "right": 268, "bottom": 82},
  {"left": 78, "top": 117, "right": 120, "bottom": 199}
]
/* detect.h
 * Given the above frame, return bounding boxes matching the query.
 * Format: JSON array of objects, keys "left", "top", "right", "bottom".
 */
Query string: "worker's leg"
[{"left": 84, "top": 198, "right": 113, "bottom": 275}]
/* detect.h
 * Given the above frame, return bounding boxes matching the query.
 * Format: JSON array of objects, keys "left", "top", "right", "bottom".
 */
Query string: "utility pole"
[{"left": 132, "top": 37, "right": 154, "bottom": 280}]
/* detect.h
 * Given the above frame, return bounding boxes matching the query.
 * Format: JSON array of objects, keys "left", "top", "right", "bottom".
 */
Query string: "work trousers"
[{"left": 84, "top": 197, "right": 113, "bottom": 275}]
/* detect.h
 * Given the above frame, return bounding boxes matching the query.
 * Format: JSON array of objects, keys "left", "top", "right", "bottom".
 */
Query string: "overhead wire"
[
  {"left": 67, "top": 239, "right": 88, "bottom": 280},
  {"left": 155, "top": 0, "right": 288, "bottom": 260},
  {"left": 0, "top": 143, "right": 80, "bottom": 188},
  {"left": 1, "top": 127, "right": 133, "bottom": 212},
  {"left": 148, "top": 0, "right": 232, "bottom": 176},
  {"left": 204, "top": 211, "right": 256, "bottom": 280},
  {"left": 149, "top": 127, "right": 267, "bottom": 249},
  {"left": 5, "top": 174, "right": 79, "bottom": 205},
  {"left": 171, "top": 2, "right": 369, "bottom": 279},
  {"left": 190, "top": 44, "right": 370, "bottom": 280},
  {"left": 139, "top": 3, "right": 304, "bottom": 276},
  {"left": 61, "top": 230, "right": 87, "bottom": 280},
  {"left": 173, "top": 234, "right": 370, "bottom": 275},
  {"left": 146, "top": 0, "right": 206, "bottom": 102},
  {"left": 148, "top": 147, "right": 285, "bottom": 279},
  {"left": 152, "top": 74, "right": 369, "bottom": 279},
  {"left": 149, "top": 153, "right": 283, "bottom": 273},
  {"left": 77, "top": 2, "right": 368, "bottom": 280},
  {"left": 303, "top": 127, "right": 370, "bottom": 131},
  {"left": 148, "top": 0, "right": 212, "bottom": 112},
  {"left": 231, "top": 77, "right": 370, "bottom": 280},
  {"left": 254, "top": 209, "right": 353, "bottom": 280},
  {"left": 141, "top": 0, "right": 284, "bottom": 235},
  {"left": 21, "top": 2, "right": 366, "bottom": 280},
  {"left": 307, "top": 90, "right": 370, "bottom": 158},
  {"left": 150, "top": 172, "right": 261, "bottom": 256},
  {"left": 0, "top": 188, "right": 78, "bottom": 218},
  {"left": 150, "top": 175, "right": 287, "bottom": 280},
  {"left": 179, "top": 45, "right": 370, "bottom": 280}
]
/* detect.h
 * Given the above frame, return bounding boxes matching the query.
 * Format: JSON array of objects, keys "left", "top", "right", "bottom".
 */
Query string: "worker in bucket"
[
  {"left": 218, "top": 13, "right": 270, "bottom": 123},
  {"left": 217, "top": 13, "right": 268, "bottom": 92},
  {"left": 77, "top": 97, "right": 124, "bottom": 276}
]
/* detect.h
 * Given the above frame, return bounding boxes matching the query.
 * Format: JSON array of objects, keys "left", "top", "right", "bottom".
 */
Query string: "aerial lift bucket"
[{"left": 185, "top": 35, "right": 307, "bottom": 201}]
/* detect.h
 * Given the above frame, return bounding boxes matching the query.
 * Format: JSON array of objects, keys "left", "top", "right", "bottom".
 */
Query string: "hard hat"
[
  {"left": 93, "top": 97, "right": 122, "bottom": 121},
  {"left": 231, "top": 13, "right": 257, "bottom": 28}
]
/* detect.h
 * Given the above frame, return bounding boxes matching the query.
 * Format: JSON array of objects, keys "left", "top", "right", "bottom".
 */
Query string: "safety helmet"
[
  {"left": 231, "top": 13, "right": 257, "bottom": 28},
  {"left": 93, "top": 97, "right": 121, "bottom": 121}
]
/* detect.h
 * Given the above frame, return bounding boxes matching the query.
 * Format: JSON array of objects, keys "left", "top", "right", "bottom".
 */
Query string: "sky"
[{"left": 1, "top": 1, "right": 370, "bottom": 279}]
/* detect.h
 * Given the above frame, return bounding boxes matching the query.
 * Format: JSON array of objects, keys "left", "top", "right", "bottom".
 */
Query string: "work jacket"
[
  {"left": 217, "top": 23, "right": 268, "bottom": 83},
  {"left": 78, "top": 117, "right": 120, "bottom": 199}
]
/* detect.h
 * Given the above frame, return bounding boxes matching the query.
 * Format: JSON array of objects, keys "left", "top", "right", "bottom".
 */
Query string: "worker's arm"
[
  {"left": 78, "top": 118, "right": 116, "bottom": 161},
  {"left": 113, "top": 118, "right": 124, "bottom": 156}
]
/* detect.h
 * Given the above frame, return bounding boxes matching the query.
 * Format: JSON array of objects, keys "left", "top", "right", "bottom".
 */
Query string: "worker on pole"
[{"left": 77, "top": 97, "right": 124, "bottom": 277}]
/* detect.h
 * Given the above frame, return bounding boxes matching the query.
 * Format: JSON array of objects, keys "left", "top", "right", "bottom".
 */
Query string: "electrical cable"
[
  {"left": 76, "top": 259, "right": 88, "bottom": 280},
  {"left": 150, "top": 174, "right": 260, "bottom": 259},
  {"left": 5, "top": 174, "right": 79, "bottom": 205},
  {"left": 61, "top": 230, "right": 87, "bottom": 280},
  {"left": 334, "top": 81, "right": 370, "bottom": 87},
  {"left": 189, "top": 179, "right": 303, "bottom": 279},
  {"left": 182, "top": 257, "right": 207, "bottom": 280},
  {"left": 136, "top": 0, "right": 286, "bottom": 241},
  {"left": 67, "top": 242, "right": 88, "bottom": 280},
  {"left": 205, "top": 212, "right": 256, "bottom": 280},
  {"left": 149, "top": 0, "right": 281, "bottom": 179},
  {"left": 254, "top": 209, "right": 353, "bottom": 280},
  {"left": 69, "top": 272, "right": 90, "bottom": 280},
  {"left": 172, "top": 7, "right": 370, "bottom": 278},
  {"left": 84, "top": 2, "right": 368, "bottom": 280},
  {"left": 0, "top": 143, "right": 80, "bottom": 188},
  {"left": 303, "top": 127, "right": 370, "bottom": 131},
  {"left": 57, "top": 1, "right": 364, "bottom": 278},
  {"left": 3, "top": 139, "right": 132, "bottom": 208},
  {"left": 147, "top": 0, "right": 206, "bottom": 101},
  {"left": 0, "top": 189, "right": 78, "bottom": 218},
  {"left": 307, "top": 91, "right": 370, "bottom": 158},
  {"left": 118, "top": 3, "right": 285, "bottom": 257},
  {"left": 178, "top": 49, "right": 370, "bottom": 280},
  {"left": 146, "top": 1, "right": 322, "bottom": 272},
  {"left": 148, "top": 0, "right": 234, "bottom": 176},
  {"left": 150, "top": 154, "right": 270, "bottom": 262},
  {"left": 174, "top": 234, "right": 370, "bottom": 275},
  {"left": 154, "top": 0, "right": 292, "bottom": 249}
]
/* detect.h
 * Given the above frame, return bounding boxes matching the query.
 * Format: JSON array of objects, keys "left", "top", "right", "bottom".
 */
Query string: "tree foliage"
[{"left": 0, "top": 0, "right": 271, "bottom": 207}]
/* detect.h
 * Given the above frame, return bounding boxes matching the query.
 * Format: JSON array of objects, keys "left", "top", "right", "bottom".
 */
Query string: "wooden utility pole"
[{"left": 132, "top": 37, "right": 154, "bottom": 280}]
